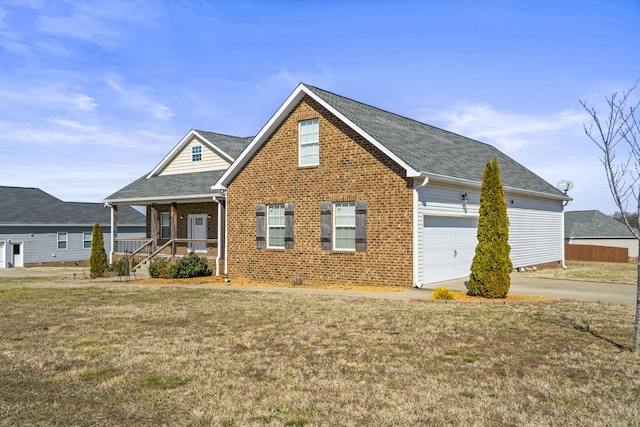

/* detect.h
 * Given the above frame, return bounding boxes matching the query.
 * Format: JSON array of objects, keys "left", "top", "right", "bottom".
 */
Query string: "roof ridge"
[{"left": 194, "top": 129, "right": 254, "bottom": 140}]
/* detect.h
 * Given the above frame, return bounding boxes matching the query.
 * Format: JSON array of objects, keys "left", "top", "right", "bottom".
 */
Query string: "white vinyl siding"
[
  {"left": 267, "top": 204, "right": 285, "bottom": 248},
  {"left": 160, "top": 212, "right": 170, "bottom": 239},
  {"left": 159, "top": 138, "right": 230, "bottom": 175},
  {"left": 83, "top": 232, "right": 92, "bottom": 249},
  {"left": 299, "top": 119, "right": 319, "bottom": 166},
  {"left": 415, "top": 181, "right": 564, "bottom": 285},
  {"left": 334, "top": 202, "right": 356, "bottom": 250}
]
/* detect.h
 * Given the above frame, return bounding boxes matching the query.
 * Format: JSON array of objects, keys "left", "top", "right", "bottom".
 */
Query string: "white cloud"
[
  {"left": 36, "top": 1, "right": 160, "bottom": 48},
  {"left": 105, "top": 74, "right": 174, "bottom": 120},
  {"left": 421, "top": 103, "right": 589, "bottom": 153},
  {"left": 0, "top": 83, "right": 98, "bottom": 111}
]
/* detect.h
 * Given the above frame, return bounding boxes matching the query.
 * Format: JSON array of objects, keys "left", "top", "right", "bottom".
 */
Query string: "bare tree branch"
[{"left": 581, "top": 82, "right": 640, "bottom": 352}]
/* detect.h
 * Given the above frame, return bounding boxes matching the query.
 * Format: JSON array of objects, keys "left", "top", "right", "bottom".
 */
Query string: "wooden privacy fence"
[{"left": 564, "top": 244, "right": 628, "bottom": 263}]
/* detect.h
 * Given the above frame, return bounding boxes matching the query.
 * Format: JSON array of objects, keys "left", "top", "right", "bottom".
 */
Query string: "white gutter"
[
  {"left": 420, "top": 172, "right": 572, "bottom": 202},
  {"left": 104, "top": 193, "right": 223, "bottom": 205}
]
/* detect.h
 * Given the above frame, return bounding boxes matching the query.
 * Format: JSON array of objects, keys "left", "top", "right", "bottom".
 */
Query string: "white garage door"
[
  {"left": 423, "top": 216, "right": 478, "bottom": 284},
  {"left": 0, "top": 241, "right": 5, "bottom": 268}
]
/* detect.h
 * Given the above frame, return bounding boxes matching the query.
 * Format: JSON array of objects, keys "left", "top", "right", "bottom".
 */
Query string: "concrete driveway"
[{"left": 0, "top": 267, "right": 636, "bottom": 304}]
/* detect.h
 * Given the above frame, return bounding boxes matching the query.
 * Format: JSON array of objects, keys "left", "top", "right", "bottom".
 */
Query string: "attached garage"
[{"left": 423, "top": 216, "right": 478, "bottom": 284}]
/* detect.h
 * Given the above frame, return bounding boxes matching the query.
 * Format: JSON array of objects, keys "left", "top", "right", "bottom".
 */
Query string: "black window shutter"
[
  {"left": 256, "top": 204, "right": 266, "bottom": 249},
  {"left": 284, "top": 203, "right": 294, "bottom": 249},
  {"left": 355, "top": 200, "right": 367, "bottom": 252},
  {"left": 320, "top": 202, "right": 332, "bottom": 250}
]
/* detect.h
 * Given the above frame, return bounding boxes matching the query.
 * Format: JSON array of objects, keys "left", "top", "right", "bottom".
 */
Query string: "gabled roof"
[
  {"left": 0, "top": 186, "right": 145, "bottom": 226},
  {"left": 105, "top": 170, "right": 226, "bottom": 204},
  {"left": 565, "top": 210, "right": 637, "bottom": 239},
  {"left": 216, "top": 83, "right": 569, "bottom": 200},
  {"left": 105, "top": 130, "right": 252, "bottom": 204},
  {"left": 148, "top": 129, "right": 253, "bottom": 177}
]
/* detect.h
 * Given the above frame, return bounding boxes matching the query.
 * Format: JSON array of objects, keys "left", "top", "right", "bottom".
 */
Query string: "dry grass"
[
  {"left": 1, "top": 280, "right": 639, "bottom": 426},
  {"left": 523, "top": 260, "right": 638, "bottom": 285}
]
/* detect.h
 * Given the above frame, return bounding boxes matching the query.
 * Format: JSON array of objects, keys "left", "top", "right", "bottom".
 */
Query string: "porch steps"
[{"left": 131, "top": 263, "right": 150, "bottom": 279}]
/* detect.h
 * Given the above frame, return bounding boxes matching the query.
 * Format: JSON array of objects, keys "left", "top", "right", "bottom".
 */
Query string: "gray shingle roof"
[
  {"left": 565, "top": 210, "right": 636, "bottom": 239},
  {"left": 105, "top": 170, "right": 226, "bottom": 202},
  {"left": 194, "top": 130, "right": 253, "bottom": 160},
  {"left": 305, "top": 84, "right": 565, "bottom": 198},
  {"left": 0, "top": 186, "right": 145, "bottom": 226}
]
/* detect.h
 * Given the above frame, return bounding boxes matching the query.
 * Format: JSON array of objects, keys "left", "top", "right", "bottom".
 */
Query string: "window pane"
[
  {"left": 57, "top": 232, "right": 68, "bottom": 250},
  {"left": 160, "top": 212, "right": 170, "bottom": 239},
  {"left": 267, "top": 204, "right": 285, "bottom": 248},
  {"left": 335, "top": 227, "right": 356, "bottom": 250},
  {"left": 84, "top": 232, "right": 92, "bottom": 249},
  {"left": 334, "top": 202, "right": 356, "bottom": 250},
  {"left": 192, "top": 145, "right": 202, "bottom": 162},
  {"left": 299, "top": 119, "right": 319, "bottom": 166}
]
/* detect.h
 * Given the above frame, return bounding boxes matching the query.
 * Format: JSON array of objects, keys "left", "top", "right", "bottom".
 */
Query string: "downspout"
[
  {"left": 214, "top": 196, "right": 224, "bottom": 276},
  {"left": 105, "top": 202, "right": 114, "bottom": 263},
  {"left": 224, "top": 191, "right": 229, "bottom": 279},
  {"left": 561, "top": 204, "right": 566, "bottom": 269},
  {"left": 413, "top": 176, "right": 429, "bottom": 288}
]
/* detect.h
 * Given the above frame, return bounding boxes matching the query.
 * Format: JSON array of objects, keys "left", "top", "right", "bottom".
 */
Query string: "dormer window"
[
  {"left": 192, "top": 145, "right": 202, "bottom": 162},
  {"left": 299, "top": 119, "right": 319, "bottom": 166}
]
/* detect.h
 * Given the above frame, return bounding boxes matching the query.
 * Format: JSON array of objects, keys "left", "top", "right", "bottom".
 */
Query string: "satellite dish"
[{"left": 556, "top": 180, "right": 574, "bottom": 194}]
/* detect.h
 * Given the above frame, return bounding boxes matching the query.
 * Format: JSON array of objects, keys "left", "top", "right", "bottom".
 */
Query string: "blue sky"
[{"left": 1, "top": 0, "right": 638, "bottom": 214}]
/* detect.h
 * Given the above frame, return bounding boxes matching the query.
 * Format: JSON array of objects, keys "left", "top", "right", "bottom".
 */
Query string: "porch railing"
[{"left": 112, "top": 238, "right": 218, "bottom": 273}]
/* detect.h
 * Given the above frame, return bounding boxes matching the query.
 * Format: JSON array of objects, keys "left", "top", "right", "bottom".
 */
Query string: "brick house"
[{"left": 215, "top": 84, "right": 571, "bottom": 287}]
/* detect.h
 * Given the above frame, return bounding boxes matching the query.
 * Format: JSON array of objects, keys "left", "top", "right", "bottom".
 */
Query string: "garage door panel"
[{"left": 423, "top": 216, "right": 478, "bottom": 284}]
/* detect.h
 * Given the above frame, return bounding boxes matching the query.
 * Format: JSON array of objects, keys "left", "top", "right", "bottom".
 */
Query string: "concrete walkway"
[{"left": 0, "top": 267, "right": 636, "bottom": 304}]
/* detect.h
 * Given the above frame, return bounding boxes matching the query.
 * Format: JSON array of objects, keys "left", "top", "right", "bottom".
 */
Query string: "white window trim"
[
  {"left": 267, "top": 204, "right": 286, "bottom": 249},
  {"left": 57, "top": 232, "right": 68, "bottom": 250},
  {"left": 192, "top": 145, "right": 202, "bottom": 162},
  {"left": 333, "top": 201, "right": 356, "bottom": 251},
  {"left": 83, "top": 232, "right": 92, "bottom": 249},
  {"left": 160, "top": 212, "right": 170, "bottom": 239},
  {"left": 298, "top": 118, "right": 319, "bottom": 166}
]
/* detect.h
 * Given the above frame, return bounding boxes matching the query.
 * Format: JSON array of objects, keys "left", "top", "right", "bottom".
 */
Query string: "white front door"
[
  {"left": 188, "top": 214, "right": 207, "bottom": 253},
  {"left": 0, "top": 241, "right": 5, "bottom": 268},
  {"left": 12, "top": 242, "right": 24, "bottom": 267}
]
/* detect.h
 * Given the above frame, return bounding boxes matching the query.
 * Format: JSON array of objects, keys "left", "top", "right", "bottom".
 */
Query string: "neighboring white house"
[
  {"left": 0, "top": 186, "right": 145, "bottom": 268},
  {"left": 565, "top": 210, "right": 638, "bottom": 258}
]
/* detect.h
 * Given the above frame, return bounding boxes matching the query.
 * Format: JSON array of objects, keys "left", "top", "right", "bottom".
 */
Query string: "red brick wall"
[
  {"left": 227, "top": 95, "right": 414, "bottom": 287},
  {"left": 146, "top": 202, "right": 218, "bottom": 241}
]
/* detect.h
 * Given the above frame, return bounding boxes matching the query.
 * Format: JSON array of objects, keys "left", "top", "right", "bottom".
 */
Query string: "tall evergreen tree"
[
  {"left": 90, "top": 222, "right": 108, "bottom": 277},
  {"left": 468, "top": 157, "right": 512, "bottom": 298}
]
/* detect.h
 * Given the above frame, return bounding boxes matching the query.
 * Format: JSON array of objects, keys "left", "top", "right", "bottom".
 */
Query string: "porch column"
[
  {"left": 110, "top": 204, "right": 118, "bottom": 263},
  {"left": 150, "top": 203, "right": 158, "bottom": 252},
  {"left": 171, "top": 202, "right": 178, "bottom": 255},
  {"left": 216, "top": 198, "right": 226, "bottom": 276}
]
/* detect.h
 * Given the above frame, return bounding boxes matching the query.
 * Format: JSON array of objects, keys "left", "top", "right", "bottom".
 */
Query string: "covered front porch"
[{"left": 107, "top": 198, "right": 227, "bottom": 275}]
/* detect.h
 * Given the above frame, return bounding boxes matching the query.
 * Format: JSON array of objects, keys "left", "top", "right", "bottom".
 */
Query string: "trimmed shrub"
[
  {"left": 173, "top": 253, "right": 212, "bottom": 278},
  {"left": 90, "top": 222, "right": 108, "bottom": 277},
  {"left": 468, "top": 158, "right": 513, "bottom": 298},
  {"left": 148, "top": 258, "right": 175, "bottom": 279},
  {"left": 432, "top": 286, "right": 459, "bottom": 300},
  {"left": 109, "top": 258, "right": 129, "bottom": 276},
  {"left": 148, "top": 254, "right": 211, "bottom": 279}
]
